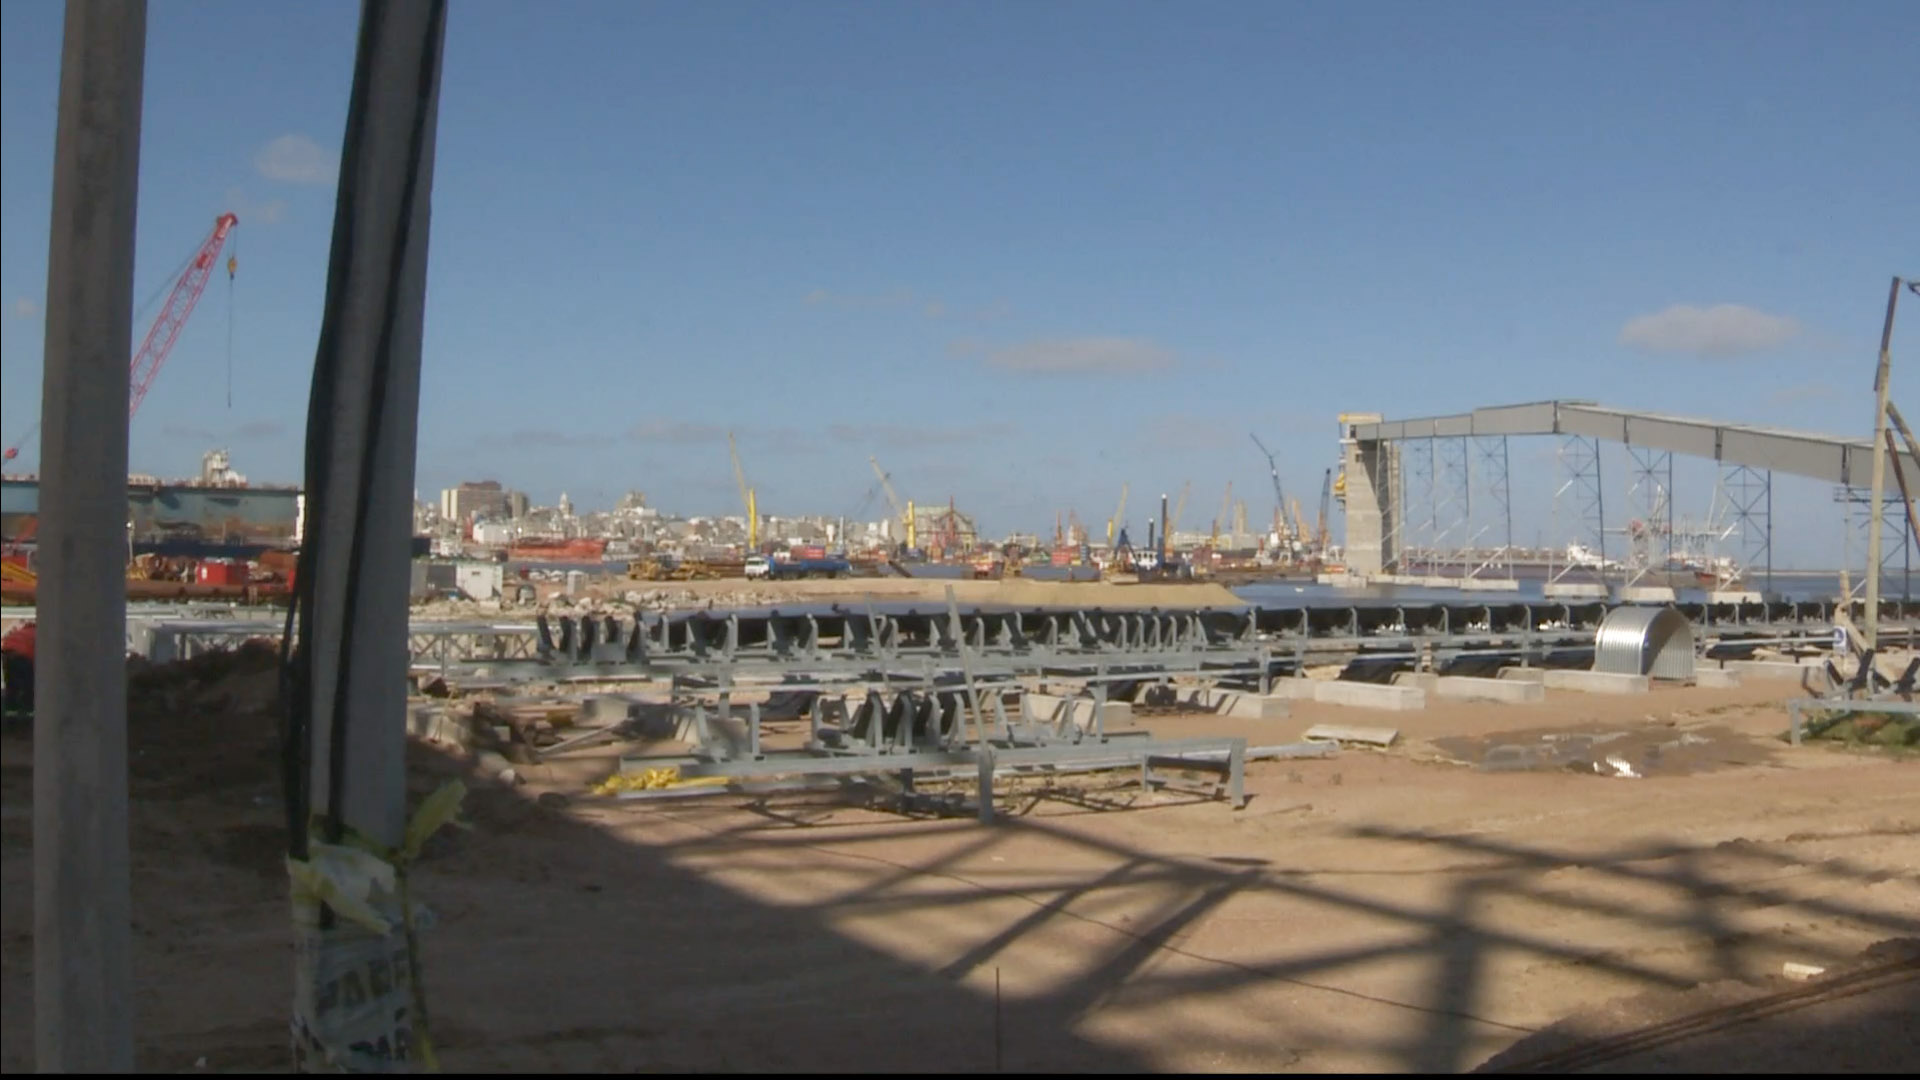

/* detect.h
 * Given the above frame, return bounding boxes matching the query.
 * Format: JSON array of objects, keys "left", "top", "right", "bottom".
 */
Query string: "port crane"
[
  {"left": 867, "top": 456, "right": 915, "bottom": 549},
  {"left": 1106, "top": 483, "right": 1129, "bottom": 549},
  {"left": 728, "top": 431, "right": 758, "bottom": 550},
  {"left": 1249, "top": 432, "right": 1289, "bottom": 553},
  {"left": 1317, "top": 467, "right": 1334, "bottom": 554},
  {"left": 1168, "top": 480, "right": 1192, "bottom": 541},
  {"left": 1212, "top": 480, "right": 1232, "bottom": 547},
  {"left": 4, "top": 212, "right": 238, "bottom": 463}
]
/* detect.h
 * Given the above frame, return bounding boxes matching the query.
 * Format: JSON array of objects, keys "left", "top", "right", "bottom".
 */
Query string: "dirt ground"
[{"left": 3, "top": 658, "right": 1917, "bottom": 1073}]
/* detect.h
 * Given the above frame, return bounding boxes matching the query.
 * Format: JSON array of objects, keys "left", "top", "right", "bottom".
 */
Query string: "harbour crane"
[
  {"left": 1249, "top": 432, "right": 1288, "bottom": 550},
  {"left": 1213, "top": 480, "right": 1233, "bottom": 547},
  {"left": 1317, "top": 467, "right": 1334, "bottom": 553},
  {"left": 868, "top": 456, "right": 915, "bottom": 549},
  {"left": 1291, "top": 498, "right": 1312, "bottom": 548},
  {"left": 729, "top": 431, "right": 758, "bottom": 550},
  {"left": 1106, "top": 483, "right": 1129, "bottom": 549},
  {"left": 1168, "top": 480, "right": 1192, "bottom": 541},
  {"left": 4, "top": 211, "right": 238, "bottom": 463}
]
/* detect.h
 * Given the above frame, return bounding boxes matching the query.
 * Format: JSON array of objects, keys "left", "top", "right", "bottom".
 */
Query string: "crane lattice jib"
[
  {"left": 869, "top": 456, "right": 905, "bottom": 520},
  {"left": 128, "top": 213, "right": 237, "bottom": 418}
]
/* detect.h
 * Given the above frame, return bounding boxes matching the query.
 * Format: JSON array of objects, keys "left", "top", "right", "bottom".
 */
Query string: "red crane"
[{"left": 3, "top": 212, "right": 238, "bottom": 463}]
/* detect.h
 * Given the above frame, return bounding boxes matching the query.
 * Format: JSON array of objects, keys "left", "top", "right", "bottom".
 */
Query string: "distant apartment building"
[{"left": 439, "top": 480, "right": 524, "bottom": 526}]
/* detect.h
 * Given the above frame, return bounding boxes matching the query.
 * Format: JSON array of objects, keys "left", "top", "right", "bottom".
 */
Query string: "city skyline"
[{"left": 2, "top": 2, "right": 1915, "bottom": 567}]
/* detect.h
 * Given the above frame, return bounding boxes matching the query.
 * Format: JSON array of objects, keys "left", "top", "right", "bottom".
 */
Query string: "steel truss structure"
[
  {"left": 77, "top": 594, "right": 1920, "bottom": 685},
  {"left": 1549, "top": 435, "right": 1607, "bottom": 586},
  {"left": 1622, "top": 446, "right": 1674, "bottom": 588},
  {"left": 1393, "top": 435, "right": 1514, "bottom": 581},
  {"left": 1465, "top": 435, "right": 1515, "bottom": 582},
  {"left": 622, "top": 667, "right": 1258, "bottom": 821},
  {"left": 1836, "top": 486, "right": 1914, "bottom": 602},
  {"left": 1721, "top": 465, "right": 1773, "bottom": 592}
]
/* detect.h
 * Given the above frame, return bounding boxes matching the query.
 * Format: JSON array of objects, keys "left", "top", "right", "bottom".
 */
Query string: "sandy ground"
[{"left": 3, "top": 659, "right": 1917, "bottom": 1073}]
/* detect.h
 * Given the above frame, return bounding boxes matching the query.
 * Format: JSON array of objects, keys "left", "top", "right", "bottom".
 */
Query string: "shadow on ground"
[{"left": 2, "top": 648, "right": 1916, "bottom": 1071}]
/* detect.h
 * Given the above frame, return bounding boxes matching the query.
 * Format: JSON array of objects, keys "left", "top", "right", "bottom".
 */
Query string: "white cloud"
[
  {"left": 253, "top": 134, "right": 336, "bottom": 186},
  {"left": 223, "top": 186, "right": 287, "bottom": 226},
  {"left": 1619, "top": 303, "right": 1800, "bottom": 358},
  {"left": 986, "top": 336, "right": 1177, "bottom": 374},
  {"left": 9, "top": 297, "right": 37, "bottom": 320}
]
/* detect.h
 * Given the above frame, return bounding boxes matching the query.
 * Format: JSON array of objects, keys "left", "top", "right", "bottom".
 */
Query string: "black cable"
[
  {"left": 281, "top": 0, "right": 449, "bottom": 871},
  {"left": 324, "top": 0, "right": 446, "bottom": 851},
  {"left": 282, "top": 0, "right": 384, "bottom": 863}
]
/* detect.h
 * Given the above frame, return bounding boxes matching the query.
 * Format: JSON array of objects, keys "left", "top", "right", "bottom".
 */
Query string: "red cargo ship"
[{"left": 507, "top": 537, "right": 609, "bottom": 564}]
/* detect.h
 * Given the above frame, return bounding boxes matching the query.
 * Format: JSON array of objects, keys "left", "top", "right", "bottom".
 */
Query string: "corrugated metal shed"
[{"left": 1594, "top": 605, "right": 1695, "bottom": 680}]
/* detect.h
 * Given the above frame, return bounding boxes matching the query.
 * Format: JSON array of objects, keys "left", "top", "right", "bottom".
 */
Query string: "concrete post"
[
  {"left": 1340, "top": 415, "right": 1394, "bottom": 576},
  {"left": 34, "top": 0, "right": 145, "bottom": 1071},
  {"left": 1864, "top": 276, "right": 1905, "bottom": 648},
  {"left": 289, "top": 0, "right": 446, "bottom": 1069}
]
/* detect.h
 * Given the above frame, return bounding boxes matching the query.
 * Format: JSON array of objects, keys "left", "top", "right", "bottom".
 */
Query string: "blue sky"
[{"left": 2, "top": 0, "right": 1915, "bottom": 566}]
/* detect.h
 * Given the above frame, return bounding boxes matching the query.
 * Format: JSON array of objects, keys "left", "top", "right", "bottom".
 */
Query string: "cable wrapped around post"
[{"left": 280, "top": 0, "right": 449, "bottom": 1071}]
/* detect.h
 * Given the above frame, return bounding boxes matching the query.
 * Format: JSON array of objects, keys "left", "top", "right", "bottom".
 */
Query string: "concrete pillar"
[
  {"left": 1340, "top": 417, "right": 1397, "bottom": 575},
  {"left": 34, "top": 0, "right": 146, "bottom": 1071},
  {"left": 288, "top": 0, "right": 447, "bottom": 1070}
]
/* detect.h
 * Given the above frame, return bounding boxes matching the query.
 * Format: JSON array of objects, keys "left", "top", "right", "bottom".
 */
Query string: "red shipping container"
[{"left": 196, "top": 559, "right": 241, "bottom": 586}]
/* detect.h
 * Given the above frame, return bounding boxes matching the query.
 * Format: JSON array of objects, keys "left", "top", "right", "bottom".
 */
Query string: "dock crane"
[
  {"left": 1106, "top": 483, "right": 1129, "bottom": 549},
  {"left": 1168, "top": 480, "right": 1192, "bottom": 541},
  {"left": 4, "top": 211, "right": 238, "bottom": 463},
  {"left": 729, "top": 432, "right": 758, "bottom": 551},
  {"left": 1212, "top": 480, "right": 1233, "bottom": 547},
  {"left": 1317, "top": 467, "right": 1334, "bottom": 554},
  {"left": 1249, "top": 433, "right": 1288, "bottom": 551},
  {"left": 868, "top": 456, "right": 915, "bottom": 549}
]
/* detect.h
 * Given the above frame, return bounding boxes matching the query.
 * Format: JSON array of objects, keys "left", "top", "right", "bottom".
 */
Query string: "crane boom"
[
  {"left": 1317, "top": 467, "right": 1334, "bottom": 552},
  {"left": 729, "top": 431, "right": 757, "bottom": 549},
  {"left": 868, "top": 456, "right": 905, "bottom": 520},
  {"left": 5, "top": 212, "right": 237, "bottom": 462},
  {"left": 868, "top": 455, "right": 915, "bottom": 546},
  {"left": 1107, "top": 483, "right": 1129, "bottom": 547},
  {"left": 129, "top": 212, "right": 238, "bottom": 418}
]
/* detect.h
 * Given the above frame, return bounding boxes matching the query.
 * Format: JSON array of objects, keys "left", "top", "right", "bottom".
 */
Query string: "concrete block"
[
  {"left": 1543, "top": 582, "right": 1610, "bottom": 599},
  {"left": 1460, "top": 578, "right": 1522, "bottom": 592},
  {"left": 1497, "top": 667, "right": 1547, "bottom": 683},
  {"left": 1619, "top": 585, "right": 1677, "bottom": 603},
  {"left": 1023, "top": 693, "right": 1133, "bottom": 730},
  {"left": 1266, "top": 679, "right": 1321, "bottom": 700},
  {"left": 1188, "top": 687, "right": 1291, "bottom": 720},
  {"left": 1391, "top": 671, "right": 1438, "bottom": 690},
  {"left": 1724, "top": 659, "right": 1826, "bottom": 681},
  {"left": 1693, "top": 667, "right": 1742, "bottom": 688},
  {"left": 579, "top": 695, "right": 637, "bottom": 725},
  {"left": 1314, "top": 681, "right": 1428, "bottom": 711},
  {"left": 1302, "top": 723, "right": 1399, "bottom": 747},
  {"left": 406, "top": 705, "right": 475, "bottom": 747},
  {"left": 1434, "top": 675, "right": 1545, "bottom": 703},
  {"left": 1542, "top": 670, "right": 1651, "bottom": 695}
]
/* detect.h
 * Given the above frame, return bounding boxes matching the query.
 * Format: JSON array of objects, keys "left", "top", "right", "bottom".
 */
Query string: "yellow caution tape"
[
  {"left": 589, "top": 767, "right": 732, "bottom": 796},
  {"left": 286, "top": 780, "right": 468, "bottom": 1072}
]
